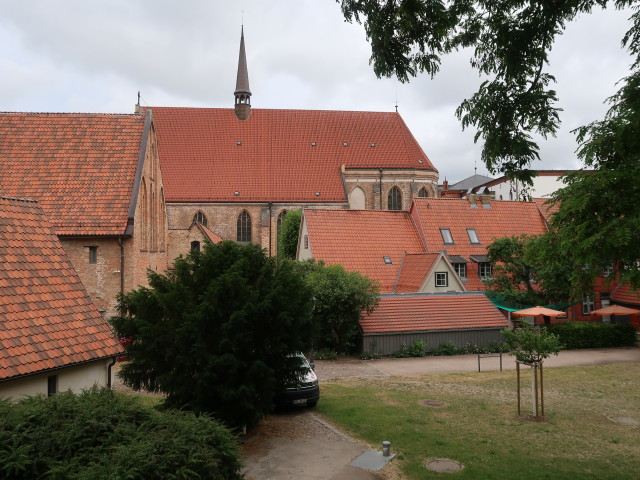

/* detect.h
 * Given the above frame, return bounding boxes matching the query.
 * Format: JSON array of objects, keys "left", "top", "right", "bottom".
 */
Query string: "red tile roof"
[
  {"left": 533, "top": 198, "right": 558, "bottom": 221},
  {"left": 360, "top": 293, "right": 508, "bottom": 333},
  {"left": 611, "top": 283, "right": 640, "bottom": 306},
  {"left": 197, "top": 222, "right": 223, "bottom": 244},
  {"left": 148, "top": 107, "right": 436, "bottom": 203},
  {"left": 0, "top": 112, "right": 145, "bottom": 236},
  {"left": 410, "top": 198, "right": 548, "bottom": 290},
  {"left": 0, "top": 196, "right": 123, "bottom": 381},
  {"left": 303, "top": 209, "right": 426, "bottom": 292},
  {"left": 393, "top": 253, "right": 442, "bottom": 293}
]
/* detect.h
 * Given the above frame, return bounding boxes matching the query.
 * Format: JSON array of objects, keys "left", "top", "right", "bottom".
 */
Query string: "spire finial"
[{"left": 234, "top": 25, "right": 252, "bottom": 121}]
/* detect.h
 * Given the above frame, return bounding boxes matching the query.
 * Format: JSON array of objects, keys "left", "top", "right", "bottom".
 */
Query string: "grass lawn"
[{"left": 316, "top": 363, "right": 640, "bottom": 480}]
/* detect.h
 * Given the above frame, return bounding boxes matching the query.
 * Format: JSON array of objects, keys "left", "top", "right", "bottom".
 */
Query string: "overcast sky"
[{"left": 0, "top": 1, "right": 634, "bottom": 182}]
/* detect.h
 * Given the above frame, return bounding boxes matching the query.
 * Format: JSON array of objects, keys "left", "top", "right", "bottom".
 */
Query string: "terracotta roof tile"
[
  {"left": 148, "top": 107, "right": 437, "bottom": 203},
  {"left": 360, "top": 293, "right": 508, "bottom": 333},
  {"left": 0, "top": 196, "right": 123, "bottom": 381},
  {"left": 393, "top": 253, "right": 441, "bottom": 293},
  {"left": 0, "top": 112, "right": 145, "bottom": 236},
  {"left": 611, "top": 283, "right": 640, "bottom": 305},
  {"left": 410, "top": 198, "right": 548, "bottom": 290},
  {"left": 304, "top": 209, "right": 426, "bottom": 292}
]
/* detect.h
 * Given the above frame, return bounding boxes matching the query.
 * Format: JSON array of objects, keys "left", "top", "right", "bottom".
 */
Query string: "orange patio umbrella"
[
  {"left": 591, "top": 305, "right": 640, "bottom": 316},
  {"left": 512, "top": 306, "right": 566, "bottom": 317}
]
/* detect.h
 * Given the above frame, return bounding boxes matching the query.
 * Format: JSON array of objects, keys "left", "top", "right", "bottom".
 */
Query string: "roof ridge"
[
  {"left": 0, "top": 111, "right": 144, "bottom": 117},
  {"left": 0, "top": 195, "right": 39, "bottom": 205}
]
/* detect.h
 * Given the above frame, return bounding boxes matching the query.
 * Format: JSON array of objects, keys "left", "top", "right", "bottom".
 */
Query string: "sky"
[{"left": 0, "top": 0, "right": 634, "bottom": 182}]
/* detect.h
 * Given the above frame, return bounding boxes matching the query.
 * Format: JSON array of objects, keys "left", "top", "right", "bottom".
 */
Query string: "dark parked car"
[{"left": 274, "top": 353, "right": 320, "bottom": 408}]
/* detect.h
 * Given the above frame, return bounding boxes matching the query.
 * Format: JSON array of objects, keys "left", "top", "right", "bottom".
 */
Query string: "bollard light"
[{"left": 382, "top": 441, "right": 391, "bottom": 457}]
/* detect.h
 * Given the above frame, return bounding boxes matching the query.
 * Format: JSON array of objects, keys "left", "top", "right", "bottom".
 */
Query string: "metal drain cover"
[{"left": 426, "top": 459, "right": 462, "bottom": 472}]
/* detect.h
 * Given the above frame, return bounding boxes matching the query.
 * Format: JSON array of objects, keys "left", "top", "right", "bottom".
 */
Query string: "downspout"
[
  {"left": 379, "top": 168, "right": 383, "bottom": 210},
  {"left": 268, "top": 202, "right": 273, "bottom": 256},
  {"left": 107, "top": 356, "right": 117, "bottom": 389},
  {"left": 118, "top": 236, "right": 125, "bottom": 299}
]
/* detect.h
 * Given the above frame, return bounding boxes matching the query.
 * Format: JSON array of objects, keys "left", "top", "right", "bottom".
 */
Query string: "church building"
[{"left": 147, "top": 28, "right": 440, "bottom": 259}]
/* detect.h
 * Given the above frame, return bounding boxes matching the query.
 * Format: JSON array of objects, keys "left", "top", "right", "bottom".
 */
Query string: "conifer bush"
[{"left": 0, "top": 387, "right": 242, "bottom": 480}]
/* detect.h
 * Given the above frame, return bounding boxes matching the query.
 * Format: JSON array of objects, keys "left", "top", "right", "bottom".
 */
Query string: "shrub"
[
  {"left": 0, "top": 388, "right": 242, "bottom": 480},
  {"left": 314, "top": 348, "right": 338, "bottom": 360},
  {"left": 431, "top": 341, "right": 459, "bottom": 356},
  {"left": 548, "top": 322, "right": 636, "bottom": 349},
  {"left": 391, "top": 340, "right": 426, "bottom": 358}
]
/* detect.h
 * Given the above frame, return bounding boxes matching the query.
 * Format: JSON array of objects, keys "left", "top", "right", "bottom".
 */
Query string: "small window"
[
  {"left": 387, "top": 186, "right": 402, "bottom": 211},
  {"left": 454, "top": 263, "right": 466, "bottom": 279},
  {"left": 440, "top": 228, "right": 454, "bottom": 244},
  {"left": 582, "top": 294, "right": 595, "bottom": 315},
  {"left": 88, "top": 246, "right": 98, "bottom": 264},
  {"left": 193, "top": 211, "right": 208, "bottom": 227},
  {"left": 479, "top": 262, "right": 492, "bottom": 279},
  {"left": 383, "top": 256, "right": 392, "bottom": 264},
  {"left": 467, "top": 228, "right": 480, "bottom": 244},
  {"left": 190, "top": 241, "right": 201, "bottom": 252},
  {"left": 304, "top": 235, "right": 309, "bottom": 249},
  {"left": 417, "top": 186, "right": 429, "bottom": 198},
  {"left": 435, "top": 272, "right": 448, "bottom": 287},
  {"left": 47, "top": 375, "right": 57, "bottom": 397},
  {"left": 602, "top": 262, "right": 614, "bottom": 277},
  {"left": 237, "top": 211, "right": 252, "bottom": 243}
]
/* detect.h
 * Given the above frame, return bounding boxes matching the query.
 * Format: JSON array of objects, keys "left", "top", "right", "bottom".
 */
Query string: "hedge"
[
  {"left": 0, "top": 387, "right": 242, "bottom": 480},
  {"left": 548, "top": 321, "right": 637, "bottom": 349}
]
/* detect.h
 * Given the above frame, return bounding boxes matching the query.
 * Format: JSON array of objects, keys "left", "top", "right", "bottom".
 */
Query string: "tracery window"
[
  {"left": 387, "top": 186, "right": 402, "bottom": 210},
  {"left": 193, "top": 211, "right": 208, "bottom": 227},
  {"left": 237, "top": 210, "right": 252, "bottom": 243}
]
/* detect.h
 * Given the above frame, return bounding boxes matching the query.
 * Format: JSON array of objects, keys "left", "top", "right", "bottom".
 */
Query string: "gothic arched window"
[
  {"left": 193, "top": 211, "right": 208, "bottom": 227},
  {"left": 388, "top": 186, "right": 402, "bottom": 211},
  {"left": 237, "top": 210, "right": 252, "bottom": 243},
  {"left": 418, "top": 186, "right": 429, "bottom": 198},
  {"left": 277, "top": 210, "right": 287, "bottom": 232}
]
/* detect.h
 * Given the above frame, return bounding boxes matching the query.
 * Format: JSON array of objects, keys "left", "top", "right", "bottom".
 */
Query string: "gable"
[
  {"left": 0, "top": 112, "right": 146, "bottom": 236},
  {"left": 149, "top": 107, "right": 437, "bottom": 203},
  {"left": 0, "top": 196, "right": 123, "bottom": 381}
]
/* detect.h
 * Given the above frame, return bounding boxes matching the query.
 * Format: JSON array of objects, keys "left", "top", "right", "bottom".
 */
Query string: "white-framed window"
[
  {"left": 467, "top": 228, "right": 480, "bottom": 244},
  {"left": 602, "top": 262, "right": 614, "bottom": 277},
  {"left": 440, "top": 228, "right": 454, "bottom": 244},
  {"left": 453, "top": 263, "right": 466, "bottom": 279},
  {"left": 582, "top": 294, "right": 595, "bottom": 315},
  {"left": 479, "top": 262, "right": 492, "bottom": 279},
  {"left": 435, "top": 272, "right": 448, "bottom": 287}
]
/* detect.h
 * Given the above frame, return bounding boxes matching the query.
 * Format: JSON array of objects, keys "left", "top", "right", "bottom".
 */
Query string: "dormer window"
[
  {"left": 467, "top": 228, "right": 480, "bottom": 244},
  {"left": 440, "top": 228, "right": 454, "bottom": 245}
]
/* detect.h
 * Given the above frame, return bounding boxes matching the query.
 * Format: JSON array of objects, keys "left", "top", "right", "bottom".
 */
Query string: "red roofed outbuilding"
[{"left": 0, "top": 196, "right": 124, "bottom": 399}]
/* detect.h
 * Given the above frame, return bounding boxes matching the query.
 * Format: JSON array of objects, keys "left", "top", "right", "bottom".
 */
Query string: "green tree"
[
  {"left": 112, "top": 241, "right": 314, "bottom": 429},
  {"left": 277, "top": 208, "right": 302, "bottom": 259},
  {"left": 502, "top": 325, "right": 563, "bottom": 364},
  {"left": 339, "top": 0, "right": 637, "bottom": 184},
  {"left": 305, "top": 262, "right": 379, "bottom": 353},
  {"left": 550, "top": 69, "right": 640, "bottom": 288},
  {"left": 486, "top": 234, "right": 573, "bottom": 307}
]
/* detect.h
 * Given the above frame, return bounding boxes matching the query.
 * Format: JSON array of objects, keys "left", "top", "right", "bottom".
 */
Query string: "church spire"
[{"left": 234, "top": 26, "right": 252, "bottom": 121}]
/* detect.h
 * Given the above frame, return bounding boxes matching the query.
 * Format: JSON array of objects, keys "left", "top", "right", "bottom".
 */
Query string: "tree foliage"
[
  {"left": 278, "top": 208, "right": 302, "bottom": 259},
  {"left": 502, "top": 325, "right": 563, "bottom": 364},
  {"left": 550, "top": 66, "right": 640, "bottom": 288},
  {"left": 305, "top": 262, "right": 379, "bottom": 353},
  {"left": 0, "top": 388, "right": 242, "bottom": 480},
  {"left": 112, "top": 241, "right": 314, "bottom": 429},
  {"left": 486, "top": 234, "right": 573, "bottom": 307},
  {"left": 339, "top": 0, "right": 637, "bottom": 184}
]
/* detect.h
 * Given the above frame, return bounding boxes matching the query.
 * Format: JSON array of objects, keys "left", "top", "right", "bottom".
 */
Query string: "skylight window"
[
  {"left": 440, "top": 228, "right": 454, "bottom": 244},
  {"left": 467, "top": 228, "right": 480, "bottom": 244},
  {"left": 383, "top": 256, "right": 392, "bottom": 264}
]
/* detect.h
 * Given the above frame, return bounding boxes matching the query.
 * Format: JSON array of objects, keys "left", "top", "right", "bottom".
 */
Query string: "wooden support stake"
[
  {"left": 540, "top": 362, "right": 544, "bottom": 417},
  {"left": 516, "top": 361, "right": 521, "bottom": 416}
]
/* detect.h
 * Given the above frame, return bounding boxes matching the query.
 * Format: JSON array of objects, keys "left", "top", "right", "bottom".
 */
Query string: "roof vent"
[
  {"left": 370, "top": 142, "right": 376, "bottom": 147},
  {"left": 311, "top": 142, "right": 317, "bottom": 146},
  {"left": 343, "top": 142, "right": 349, "bottom": 147},
  {"left": 236, "top": 141, "right": 242, "bottom": 146},
  {"left": 234, "top": 191, "right": 240, "bottom": 196},
  {"left": 418, "top": 159, "right": 423, "bottom": 164},
  {"left": 383, "top": 256, "right": 392, "bottom": 264},
  {"left": 315, "top": 192, "right": 320, "bottom": 196}
]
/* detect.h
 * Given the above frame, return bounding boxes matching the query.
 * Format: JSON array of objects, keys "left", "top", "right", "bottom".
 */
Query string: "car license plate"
[{"left": 293, "top": 399, "right": 307, "bottom": 405}]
